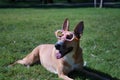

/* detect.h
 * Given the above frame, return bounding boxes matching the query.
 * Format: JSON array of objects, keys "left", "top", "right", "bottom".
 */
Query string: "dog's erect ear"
[
  {"left": 74, "top": 21, "right": 84, "bottom": 38},
  {"left": 62, "top": 18, "right": 69, "bottom": 31}
]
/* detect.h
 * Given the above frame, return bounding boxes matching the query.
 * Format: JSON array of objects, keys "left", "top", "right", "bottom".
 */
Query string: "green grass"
[{"left": 0, "top": 8, "right": 120, "bottom": 80}]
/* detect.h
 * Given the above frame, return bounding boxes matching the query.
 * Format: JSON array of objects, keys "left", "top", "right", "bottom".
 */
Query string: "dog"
[{"left": 10, "top": 19, "right": 107, "bottom": 80}]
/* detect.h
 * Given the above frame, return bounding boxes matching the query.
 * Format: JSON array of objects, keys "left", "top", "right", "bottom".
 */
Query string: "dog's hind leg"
[{"left": 9, "top": 46, "right": 40, "bottom": 67}]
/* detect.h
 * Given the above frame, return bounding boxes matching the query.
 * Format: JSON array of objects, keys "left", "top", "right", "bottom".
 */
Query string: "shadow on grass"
[
  {"left": 8, "top": 60, "right": 119, "bottom": 80},
  {"left": 8, "top": 61, "right": 119, "bottom": 80},
  {"left": 68, "top": 67, "right": 119, "bottom": 80}
]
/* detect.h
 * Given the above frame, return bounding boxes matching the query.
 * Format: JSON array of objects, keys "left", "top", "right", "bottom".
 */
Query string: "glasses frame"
[{"left": 55, "top": 30, "right": 75, "bottom": 41}]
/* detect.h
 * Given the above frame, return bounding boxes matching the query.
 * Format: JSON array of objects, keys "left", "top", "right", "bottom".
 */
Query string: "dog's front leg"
[
  {"left": 58, "top": 73, "right": 73, "bottom": 80},
  {"left": 57, "top": 67, "right": 73, "bottom": 80}
]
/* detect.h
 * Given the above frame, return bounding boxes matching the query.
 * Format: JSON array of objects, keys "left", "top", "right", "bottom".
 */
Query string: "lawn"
[{"left": 0, "top": 8, "right": 120, "bottom": 80}]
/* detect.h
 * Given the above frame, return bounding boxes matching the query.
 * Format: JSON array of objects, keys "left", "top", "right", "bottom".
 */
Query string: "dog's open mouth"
[{"left": 56, "top": 47, "right": 73, "bottom": 59}]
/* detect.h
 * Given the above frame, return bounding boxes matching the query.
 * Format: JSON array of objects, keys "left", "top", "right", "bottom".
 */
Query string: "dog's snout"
[
  {"left": 55, "top": 44, "right": 61, "bottom": 50},
  {"left": 55, "top": 41, "right": 64, "bottom": 50}
]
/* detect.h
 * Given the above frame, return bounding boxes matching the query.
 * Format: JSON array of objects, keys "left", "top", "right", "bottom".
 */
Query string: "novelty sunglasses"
[{"left": 55, "top": 30, "right": 78, "bottom": 41}]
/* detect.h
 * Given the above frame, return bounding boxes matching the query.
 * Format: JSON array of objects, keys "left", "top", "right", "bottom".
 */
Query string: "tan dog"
[{"left": 10, "top": 19, "right": 95, "bottom": 80}]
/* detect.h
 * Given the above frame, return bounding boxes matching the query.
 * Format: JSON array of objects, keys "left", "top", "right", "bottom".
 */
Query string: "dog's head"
[{"left": 55, "top": 18, "right": 84, "bottom": 59}]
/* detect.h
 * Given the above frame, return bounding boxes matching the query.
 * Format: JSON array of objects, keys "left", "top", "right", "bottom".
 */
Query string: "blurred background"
[{"left": 0, "top": 0, "right": 120, "bottom": 8}]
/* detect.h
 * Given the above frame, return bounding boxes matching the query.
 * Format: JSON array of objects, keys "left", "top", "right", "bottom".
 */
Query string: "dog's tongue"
[{"left": 56, "top": 52, "right": 62, "bottom": 59}]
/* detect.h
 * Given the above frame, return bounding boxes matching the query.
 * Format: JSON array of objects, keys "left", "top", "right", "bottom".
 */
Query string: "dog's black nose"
[
  {"left": 55, "top": 44, "right": 61, "bottom": 50},
  {"left": 55, "top": 41, "right": 64, "bottom": 50}
]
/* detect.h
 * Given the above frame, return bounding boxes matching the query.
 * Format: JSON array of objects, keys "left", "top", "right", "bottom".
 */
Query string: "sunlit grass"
[{"left": 0, "top": 8, "right": 120, "bottom": 80}]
